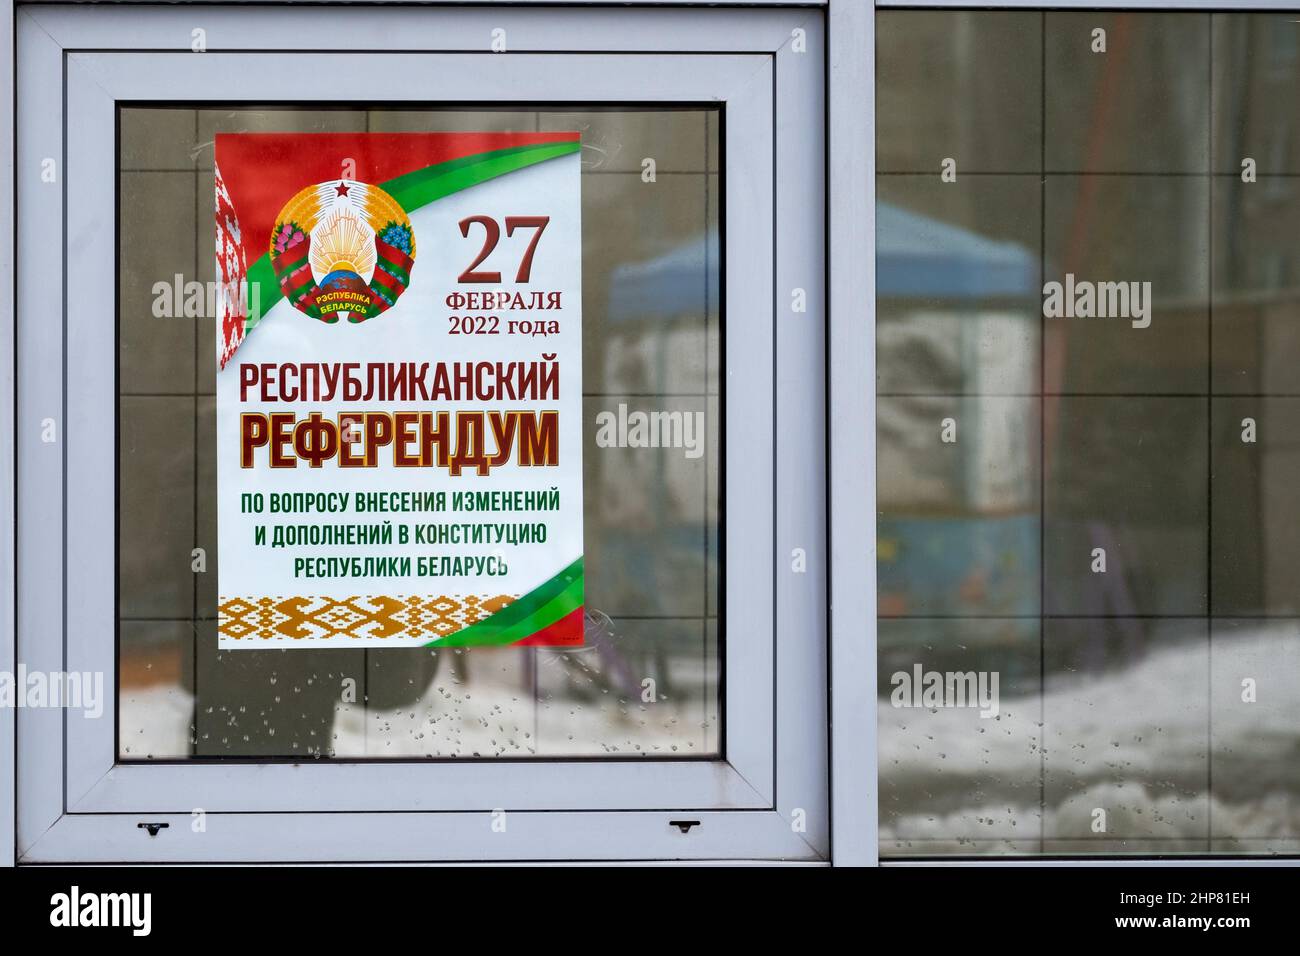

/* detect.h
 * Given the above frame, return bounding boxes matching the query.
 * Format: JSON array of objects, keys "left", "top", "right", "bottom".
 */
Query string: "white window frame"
[
  {"left": 0, "top": 0, "right": 14, "bottom": 876},
  {"left": 9, "top": 1, "right": 828, "bottom": 864},
  {"left": 7, "top": 0, "right": 1293, "bottom": 869}
]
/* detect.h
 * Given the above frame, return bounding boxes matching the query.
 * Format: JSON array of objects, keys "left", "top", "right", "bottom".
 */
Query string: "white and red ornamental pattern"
[{"left": 215, "top": 162, "right": 248, "bottom": 370}]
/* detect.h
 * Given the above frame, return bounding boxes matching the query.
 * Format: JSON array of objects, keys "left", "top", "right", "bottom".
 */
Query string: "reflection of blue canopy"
[
  {"left": 878, "top": 201, "right": 1037, "bottom": 299},
  {"left": 607, "top": 202, "right": 1035, "bottom": 317},
  {"left": 608, "top": 230, "right": 720, "bottom": 322}
]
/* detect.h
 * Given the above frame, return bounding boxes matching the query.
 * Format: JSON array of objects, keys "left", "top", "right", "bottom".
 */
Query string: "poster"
[{"left": 214, "top": 132, "right": 584, "bottom": 648}]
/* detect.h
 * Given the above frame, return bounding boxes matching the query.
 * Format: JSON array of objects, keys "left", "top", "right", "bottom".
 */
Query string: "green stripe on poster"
[
  {"left": 428, "top": 575, "right": 583, "bottom": 648},
  {"left": 424, "top": 555, "right": 584, "bottom": 647},
  {"left": 243, "top": 141, "right": 581, "bottom": 331}
]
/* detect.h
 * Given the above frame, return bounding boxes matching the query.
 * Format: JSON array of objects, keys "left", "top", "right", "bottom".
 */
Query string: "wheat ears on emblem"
[{"left": 270, "top": 179, "right": 417, "bottom": 324}]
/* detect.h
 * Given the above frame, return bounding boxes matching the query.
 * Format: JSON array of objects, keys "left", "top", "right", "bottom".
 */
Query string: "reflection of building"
[
  {"left": 876, "top": 10, "right": 1300, "bottom": 857},
  {"left": 1212, "top": 19, "right": 1300, "bottom": 616}
]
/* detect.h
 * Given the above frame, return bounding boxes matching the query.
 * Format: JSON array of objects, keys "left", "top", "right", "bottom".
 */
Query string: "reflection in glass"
[
  {"left": 878, "top": 10, "right": 1300, "bottom": 857},
  {"left": 118, "top": 107, "right": 720, "bottom": 760}
]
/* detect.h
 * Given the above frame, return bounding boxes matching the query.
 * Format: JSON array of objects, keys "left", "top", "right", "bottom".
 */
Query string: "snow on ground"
[
  {"left": 119, "top": 623, "right": 1300, "bottom": 852},
  {"left": 880, "top": 622, "right": 1300, "bottom": 852},
  {"left": 119, "top": 645, "right": 715, "bottom": 759}
]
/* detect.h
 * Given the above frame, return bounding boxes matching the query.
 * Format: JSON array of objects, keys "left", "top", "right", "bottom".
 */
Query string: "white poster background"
[{"left": 217, "top": 154, "right": 583, "bottom": 648}]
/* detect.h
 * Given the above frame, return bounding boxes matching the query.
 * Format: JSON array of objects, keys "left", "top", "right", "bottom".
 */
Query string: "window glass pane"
[
  {"left": 877, "top": 10, "right": 1300, "bottom": 857},
  {"left": 118, "top": 106, "right": 720, "bottom": 760}
]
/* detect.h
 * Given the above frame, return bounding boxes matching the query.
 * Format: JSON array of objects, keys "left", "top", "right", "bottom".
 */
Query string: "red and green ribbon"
[{"left": 425, "top": 556, "right": 584, "bottom": 647}]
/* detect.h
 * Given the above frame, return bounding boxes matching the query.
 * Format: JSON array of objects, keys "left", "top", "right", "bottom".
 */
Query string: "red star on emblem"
[{"left": 335, "top": 181, "right": 350, "bottom": 197}]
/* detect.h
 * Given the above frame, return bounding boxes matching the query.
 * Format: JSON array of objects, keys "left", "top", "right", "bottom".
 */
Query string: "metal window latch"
[
  {"left": 137, "top": 822, "right": 169, "bottom": 837},
  {"left": 669, "top": 820, "right": 700, "bottom": 834}
]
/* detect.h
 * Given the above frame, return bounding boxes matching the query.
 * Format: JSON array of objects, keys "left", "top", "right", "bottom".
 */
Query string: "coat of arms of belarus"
[{"left": 269, "top": 179, "right": 416, "bottom": 323}]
